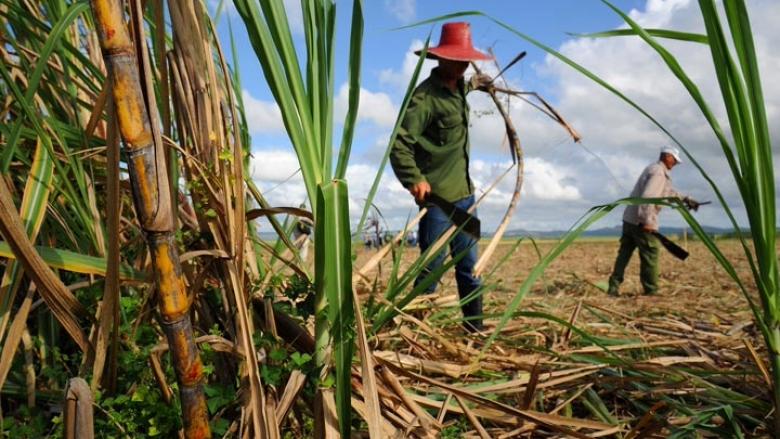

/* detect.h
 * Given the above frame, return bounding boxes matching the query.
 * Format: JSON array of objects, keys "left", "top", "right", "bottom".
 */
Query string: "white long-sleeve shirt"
[{"left": 623, "top": 161, "right": 685, "bottom": 230}]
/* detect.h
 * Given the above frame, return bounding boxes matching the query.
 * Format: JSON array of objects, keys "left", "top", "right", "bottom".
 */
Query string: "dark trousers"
[
  {"left": 608, "top": 221, "right": 660, "bottom": 295},
  {"left": 415, "top": 195, "right": 482, "bottom": 331}
]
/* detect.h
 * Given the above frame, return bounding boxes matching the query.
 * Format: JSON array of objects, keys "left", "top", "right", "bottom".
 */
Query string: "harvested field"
[{"left": 354, "top": 238, "right": 770, "bottom": 437}]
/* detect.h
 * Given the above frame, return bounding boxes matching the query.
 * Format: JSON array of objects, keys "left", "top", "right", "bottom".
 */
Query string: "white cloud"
[
  {"left": 334, "top": 84, "right": 398, "bottom": 128},
  {"left": 523, "top": 158, "right": 581, "bottom": 201},
  {"left": 384, "top": 0, "right": 416, "bottom": 24},
  {"left": 247, "top": 149, "right": 309, "bottom": 233},
  {"left": 242, "top": 90, "right": 285, "bottom": 135},
  {"left": 379, "top": 40, "right": 437, "bottom": 92},
  {"left": 248, "top": 148, "right": 414, "bottom": 225},
  {"left": 345, "top": 163, "right": 417, "bottom": 216},
  {"left": 249, "top": 149, "right": 301, "bottom": 183},
  {"left": 282, "top": 0, "right": 304, "bottom": 34},
  {"left": 244, "top": 82, "right": 397, "bottom": 135}
]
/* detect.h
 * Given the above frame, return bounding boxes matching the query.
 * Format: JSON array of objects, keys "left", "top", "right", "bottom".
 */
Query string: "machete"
[
  {"left": 653, "top": 199, "right": 714, "bottom": 258},
  {"left": 652, "top": 231, "right": 689, "bottom": 260},
  {"left": 426, "top": 193, "right": 481, "bottom": 240}
]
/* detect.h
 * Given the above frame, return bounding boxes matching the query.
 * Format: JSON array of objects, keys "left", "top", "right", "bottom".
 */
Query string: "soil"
[
  {"left": 356, "top": 238, "right": 756, "bottom": 328},
  {"left": 353, "top": 238, "right": 771, "bottom": 437}
]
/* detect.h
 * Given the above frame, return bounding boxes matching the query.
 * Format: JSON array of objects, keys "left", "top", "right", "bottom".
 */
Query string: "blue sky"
[
  {"left": 210, "top": 0, "right": 780, "bottom": 232},
  {"left": 361, "top": 1, "right": 645, "bottom": 94},
  {"left": 220, "top": 1, "right": 646, "bottom": 98}
]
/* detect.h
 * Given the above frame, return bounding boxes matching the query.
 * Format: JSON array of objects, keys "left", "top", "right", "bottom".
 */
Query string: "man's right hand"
[
  {"left": 409, "top": 181, "right": 431, "bottom": 203},
  {"left": 683, "top": 197, "right": 701, "bottom": 211},
  {"left": 641, "top": 224, "right": 657, "bottom": 234}
]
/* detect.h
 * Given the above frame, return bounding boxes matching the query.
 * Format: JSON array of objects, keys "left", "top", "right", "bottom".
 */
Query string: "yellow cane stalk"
[{"left": 88, "top": 0, "right": 211, "bottom": 437}]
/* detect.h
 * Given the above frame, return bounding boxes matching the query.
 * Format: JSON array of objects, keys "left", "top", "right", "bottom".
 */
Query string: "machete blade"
[
  {"left": 652, "top": 231, "right": 689, "bottom": 260},
  {"left": 426, "top": 193, "right": 481, "bottom": 240}
]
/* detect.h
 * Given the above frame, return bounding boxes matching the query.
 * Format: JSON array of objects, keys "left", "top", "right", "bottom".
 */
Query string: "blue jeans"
[{"left": 415, "top": 194, "right": 482, "bottom": 331}]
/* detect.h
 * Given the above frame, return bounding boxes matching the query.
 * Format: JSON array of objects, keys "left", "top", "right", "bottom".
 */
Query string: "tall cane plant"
[{"left": 232, "top": 0, "right": 363, "bottom": 436}]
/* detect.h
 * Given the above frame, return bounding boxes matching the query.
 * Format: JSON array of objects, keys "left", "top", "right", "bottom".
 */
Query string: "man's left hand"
[{"left": 469, "top": 73, "right": 493, "bottom": 91}]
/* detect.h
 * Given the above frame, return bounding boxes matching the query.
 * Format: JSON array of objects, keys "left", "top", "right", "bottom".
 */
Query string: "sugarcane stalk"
[
  {"left": 470, "top": 60, "right": 524, "bottom": 277},
  {"left": 88, "top": 1, "right": 210, "bottom": 437}
]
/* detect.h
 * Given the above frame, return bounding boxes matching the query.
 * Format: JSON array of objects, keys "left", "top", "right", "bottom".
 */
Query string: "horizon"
[{"left": 257, "top": 222, "right": 758, "bottom": 240}]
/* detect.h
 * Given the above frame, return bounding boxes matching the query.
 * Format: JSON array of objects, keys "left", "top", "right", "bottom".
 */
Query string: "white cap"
[{"left": 661, "top": 146, "right": 682, "bottom": 164}]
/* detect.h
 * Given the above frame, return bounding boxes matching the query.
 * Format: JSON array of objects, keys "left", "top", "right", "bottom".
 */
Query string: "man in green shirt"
[{"left": 390, "top": 22, "right": 492, "bottom": 332}]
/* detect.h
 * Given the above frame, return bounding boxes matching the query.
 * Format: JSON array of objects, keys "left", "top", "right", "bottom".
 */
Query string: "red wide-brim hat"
[{"left": 414, "top": 22, "right": 493, "bottom": 62}]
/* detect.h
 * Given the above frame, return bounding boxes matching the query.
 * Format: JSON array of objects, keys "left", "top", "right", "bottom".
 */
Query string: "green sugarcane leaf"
[
  {"left": 720, "top": 0, "right": 777, "bottom": 309},
  {"left": 259, "top": 0, "right": 316, "bottom": 147},
  {"left": 321, "top": 2, "right": 336, "bottom": 178},
  {"left": 314, "top": 180, "right": 354, "bottom": 438},
  {"left": 334, "top": 0, "right": 363, "bottom": 180},
  {"left": 675, "top": 203, "right": 767, "bottom": 338},
  {"left": 480, "top": 201, "right": 615, "bottom": 352},
  {"left": 699, "top": 2, "right": 753, "bottom": 184},
  {"left": 372, "top": 244, "right": 469, "bottom": 332},
  {"left": 0, "top": 2, "right": 105, "bottom": 90},
  {"left": 0, "top": 65, "right": 96, "bottom": 252},
  {"left": 0, "top": 140, "right": 54, "bottom": 341},
  {"left": 302, "top": 0, "right": 320, "bottom": 159},
  {"left": 697, "top": 1, "right": 771, "bottom": 308},
  {"left": 568, "top": 28, "right": 708, "bottom": 44},
  {"left": 1, "top": 1, "right": 89, "bottom": 170},
  {"left": 370, "top": 203, "right": 478, "bottom": 330},
  {"left": 233, "top": 0, "right": 322, "bottom": 201},
  {"left": 0, "top": 241, "right": 148, "bottom": 282}
]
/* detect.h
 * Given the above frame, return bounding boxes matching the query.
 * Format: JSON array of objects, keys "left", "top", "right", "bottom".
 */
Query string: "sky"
[{"left": 210, "top": 0, "right": 780, "bottom": 233}]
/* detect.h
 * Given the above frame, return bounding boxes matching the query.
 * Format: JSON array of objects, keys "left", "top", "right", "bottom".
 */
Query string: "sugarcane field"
[{"left": 1, "top": 0, "right": 778, "bottom": 438}]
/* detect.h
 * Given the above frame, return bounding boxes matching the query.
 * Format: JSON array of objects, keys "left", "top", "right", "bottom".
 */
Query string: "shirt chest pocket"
[{"left": 433, "top": 113, "right": 466, "bottom": 147}]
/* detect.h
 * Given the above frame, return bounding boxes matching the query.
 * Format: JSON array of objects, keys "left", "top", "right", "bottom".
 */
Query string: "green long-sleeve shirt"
[{"left": 390, "top": 68, "right": 474, "bottom": 202}]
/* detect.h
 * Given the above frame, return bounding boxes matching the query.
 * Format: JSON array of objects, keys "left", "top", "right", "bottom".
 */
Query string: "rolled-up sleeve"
[
  {"left": 664, "top": 183, "right": 685, "bottom": 201},
  {"left": 390, "top": 91, "right": 431, "bottom": 188}
]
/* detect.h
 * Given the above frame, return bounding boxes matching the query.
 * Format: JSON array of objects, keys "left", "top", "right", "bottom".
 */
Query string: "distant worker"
[
  {"left": 293, "top": 218, "right": 312, "bottom": 261},
  {"left": 406, "top": 230, "right": 418, "bottom": 247},
  {"left": 365, "top": 217, "right": 383, "bottom": 249},
  {"left": 607, "top": 147, "right": 700, "bottom": 296},
  {"left": 389, "top": 22, "right": 493, "bottom": 332}
]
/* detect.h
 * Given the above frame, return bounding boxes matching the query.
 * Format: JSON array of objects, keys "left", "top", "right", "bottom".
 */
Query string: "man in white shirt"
[{"left": 608, "top": 146, "right": 699, "bottom": 296}]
